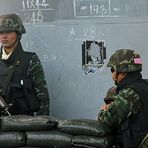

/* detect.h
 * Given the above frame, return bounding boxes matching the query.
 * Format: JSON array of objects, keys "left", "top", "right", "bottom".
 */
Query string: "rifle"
[{"left": 0, "top": 96, "right": 11, "bottom": 116}]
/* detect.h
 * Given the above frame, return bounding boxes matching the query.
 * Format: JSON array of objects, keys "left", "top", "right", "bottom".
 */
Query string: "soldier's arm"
[
  {"left": 99, "top": 88, "right": 141, "bottom": 127},
  {"left": 28, "top": 53, "right": 50, "bottom": 115}
]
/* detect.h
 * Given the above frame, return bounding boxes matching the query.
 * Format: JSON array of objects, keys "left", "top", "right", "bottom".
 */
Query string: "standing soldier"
[
  {"left": 98, "top": 49, "right": 148, "bottom": 148},
  {"left": 0, "top": 13, "right": 50, "bottom": 115}
]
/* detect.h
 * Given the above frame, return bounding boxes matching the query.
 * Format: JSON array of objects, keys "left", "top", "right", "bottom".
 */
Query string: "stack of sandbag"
[
  {"left": 0, "top": 131, "right": 25, "bottom": 148},
  {"left": 0, "top": 115, "right": 70, "bottom": 148},
  {"left": 57, "top": 119, "right": 114, "bottom": 148},
  {"left": 0, "top": 115, "right": 114, "bottom": 147}
]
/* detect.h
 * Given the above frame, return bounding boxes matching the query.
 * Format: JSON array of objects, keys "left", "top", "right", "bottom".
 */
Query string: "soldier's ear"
[{"left": 118, "top": 72, "right": 127, "bottom": 81}]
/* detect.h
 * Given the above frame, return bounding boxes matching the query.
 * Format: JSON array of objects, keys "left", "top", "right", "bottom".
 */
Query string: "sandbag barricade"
[
  {"left": 26, "top": 130, "right": 72, "bottom": 147},
  {"left": 57, "top": 119, "right": 114, "bottom": 148},
  {"left": 0, "top": 115, "right": 114, "bottom": 148},
  {"left": 0, "top": 115, "right": 58, "bottom": 131},
  {"left": 0, "top": 131, "right": 25, "bottom": 147}
]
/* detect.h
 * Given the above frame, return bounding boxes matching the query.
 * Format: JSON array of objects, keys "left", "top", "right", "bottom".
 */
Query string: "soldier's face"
[
  {"left": 112, "top": 71, "right": 127, "bottom": 85},
  {"left": 0, "top": 31, "right": 17, "bottom": 49}
]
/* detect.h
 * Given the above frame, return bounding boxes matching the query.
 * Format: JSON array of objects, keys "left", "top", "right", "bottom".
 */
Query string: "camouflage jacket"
[
  {"left": 99, "top": 71, "right": 148, "bottom": 147},
  {"left": 99, "top": 72, "right": 142, "bottom": 127},
  {"left": 0, "top": 42, "right": 50, "bottom": 115},
  {"left": 99, "top": 87, "right": 141, "bottom": 127}
]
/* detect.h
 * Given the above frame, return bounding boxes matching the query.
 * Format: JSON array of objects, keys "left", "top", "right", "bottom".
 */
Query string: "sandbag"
[
  {"left": 17, "top": 147, "right": 43, "bottom": 148},
  {"left": 0, "top": 115, "right": 58, "bottom": 131},
  {"left": 17, "top": 146, "right": 76, "bottom": 148},
  {"left": 26, "top": 130, "right": 73, "bottom": 147},
  {"left": 0, "top": 131, "right": 25, "bottom": 147},
  {"left": 71, "top": 135, "right": 114, "bottom": 148},
  {"left": 17, "top": 147, "right": 45, "bottom": 148},
  {"left": 57, "top": 119, "right": 114, "bottom": 137}
]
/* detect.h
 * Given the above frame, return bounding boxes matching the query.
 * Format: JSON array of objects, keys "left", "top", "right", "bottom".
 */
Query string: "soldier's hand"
[{"left": 101, "top": 104, "right": 110, "bottom": 111}]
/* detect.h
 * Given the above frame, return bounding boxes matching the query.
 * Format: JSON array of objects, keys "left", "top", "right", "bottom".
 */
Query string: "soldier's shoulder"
[
  {"left": 120, "top": 87, "right": 137, "bottom": 94},
  {"left": 143, "top": 79, "right": 148, "bottom": 85},
  {"left": 22, "top": 51, "right": 39, "bottom": 61},
  {"left": 23, "top": 51, "right": 36, "bottom": 56},
  {"left": 118, "top": 87, "right": 140, "bottom": 101}
]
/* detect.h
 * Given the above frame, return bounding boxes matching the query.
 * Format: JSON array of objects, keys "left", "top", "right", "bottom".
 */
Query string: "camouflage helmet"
[
  {"left": 107, "top": 49, "right": 142, "bottom": 72},
  {"left": 0, "top": 13, "right": 26, "bottom": 34},
  {"left": 104, "top": 86, "right": 116, "bottom": 104}
]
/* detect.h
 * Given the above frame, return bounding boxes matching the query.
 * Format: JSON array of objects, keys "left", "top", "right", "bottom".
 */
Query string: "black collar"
[{"left": 116, "top": 71, "right": 142, "bottom": 93}]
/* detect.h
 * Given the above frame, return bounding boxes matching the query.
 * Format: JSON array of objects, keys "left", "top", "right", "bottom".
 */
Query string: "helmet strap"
[{"left": 16, "top": 32, "right": 22, "bottom": 40}]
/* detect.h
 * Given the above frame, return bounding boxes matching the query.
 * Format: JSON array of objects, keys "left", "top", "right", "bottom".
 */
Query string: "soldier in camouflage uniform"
[
  {"left": 98, "top": 49, "right": 148, "bottom": 148},
  {"left": 0, "top": 13, "right": 50, "bottom": 115}
]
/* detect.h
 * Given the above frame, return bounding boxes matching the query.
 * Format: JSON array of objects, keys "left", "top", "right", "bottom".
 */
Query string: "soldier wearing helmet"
[
  {"left": 98, "top": 49, "right": 148, "bottom": 148},
  {"left": 0, "top": 14, "right": 50, "bottom": 115}
]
